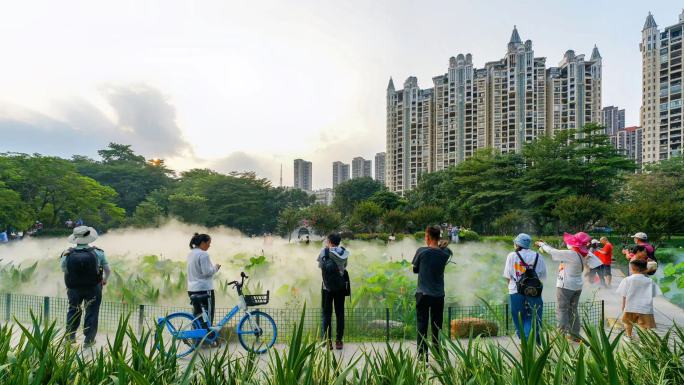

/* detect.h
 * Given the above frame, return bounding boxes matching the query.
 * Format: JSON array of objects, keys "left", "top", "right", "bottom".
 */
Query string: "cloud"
[
  {"left": 209, "top": 152, "right": 284, "bottom": 184},
  {"left": 0, "top": 84, "right": 192, "bottom": 159}
]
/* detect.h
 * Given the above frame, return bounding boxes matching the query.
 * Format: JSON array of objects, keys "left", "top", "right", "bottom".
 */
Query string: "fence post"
[
  {"left": 43, "top": 297, "right": 50, "bottom": 326},
  {"left": 138, "top": 304, "right": 145, "bottom": 334},
  {"left": 601, "top": 300, "right": 605, "bottom": 325},
  {"left": 505, "top": 303, "right": 510, "bottom": 335},
  {"left": 5, "top": 293, "right": 11, "bottom": 321},
  {"left": 447, "top": 307, "right": 452, "bottom": 340},
  {"left": 385, "top": 308, "right": 390, "bottom": 342}
]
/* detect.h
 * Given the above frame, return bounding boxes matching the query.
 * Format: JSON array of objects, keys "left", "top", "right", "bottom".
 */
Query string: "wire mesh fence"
[{"left": 0, "top": 292, "right": 603, "bottom": 343}]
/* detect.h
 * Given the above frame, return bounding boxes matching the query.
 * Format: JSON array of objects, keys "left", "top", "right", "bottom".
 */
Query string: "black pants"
[
  {"left": 416, "top": 293, "right": 444, "bottom": 357},
  {"left": 321, "top": 289, "right": 345, "bottom": 341},
  {"left": 188, "top": 290, "right": 215, "bottom": 329},
  {"left": 66, "top": 285, "right": 102, "bottom": 344}
]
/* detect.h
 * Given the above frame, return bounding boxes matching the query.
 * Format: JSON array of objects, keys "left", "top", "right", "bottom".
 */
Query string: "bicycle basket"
[{"left": 244, "top": 291, "right": 269, "bottom": 306}]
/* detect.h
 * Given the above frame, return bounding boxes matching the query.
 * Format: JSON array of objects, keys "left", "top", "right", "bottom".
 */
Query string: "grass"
[{"left": 1, "top": 312, "right": 683, "bottom": 384}]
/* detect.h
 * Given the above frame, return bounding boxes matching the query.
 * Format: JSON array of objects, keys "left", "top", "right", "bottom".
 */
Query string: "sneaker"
[
  {"left": 326, "top": 340, "right": 333, "bottom": 350},
  {"left": 83, "top": 340, "right": 96, "bottom": 349},
  {"left": 335, "top": 340, "right": 343, "bottom": 350}
]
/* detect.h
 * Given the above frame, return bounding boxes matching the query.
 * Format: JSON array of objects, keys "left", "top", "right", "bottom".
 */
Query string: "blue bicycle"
[{"left": 157, "top": 272, "right": 277, "bottom": 357}]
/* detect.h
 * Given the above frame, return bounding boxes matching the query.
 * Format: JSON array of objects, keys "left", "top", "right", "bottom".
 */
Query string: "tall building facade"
[
  {"left": 602, "top": 105, "right": 626, "bottom": 147},
  {"left": 386, "top": 76, "right": 433, "bottom": 193},
  {"left": 386, "top": 26, "right": 602, "bottom": 193},
  {"left": 374, "top": 152, "right": 386, "bottom": 185},
  {"left": 641, "top": 11, "right": 684, "bottom": 163},
  {"left": 546, "top": 47, "right": 602, "bottom": 136},
  {"left": 332, "top": 161, "right": 350, "bottom": 188},
  {"left": 293, "top": 159, "right": 312, "bottom": 191},
  {"left": 617, "top": 126, "right": 644, "bottom": 167},
  {"left": 602, "top": 106, "right": 626, "bottom": 136},
  {"left": 352, "top": 157, "right": 372, "bottom": 178}
]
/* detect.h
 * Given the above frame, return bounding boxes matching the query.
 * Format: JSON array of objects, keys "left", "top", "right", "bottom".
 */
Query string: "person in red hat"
[{"left": 535, "top": 232, "right": 602, "bottom": 341}]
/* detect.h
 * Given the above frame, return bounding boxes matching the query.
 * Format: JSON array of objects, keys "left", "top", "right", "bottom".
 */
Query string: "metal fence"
[{"left": 0, "top": 292, "right": 604, "bottom": 343}]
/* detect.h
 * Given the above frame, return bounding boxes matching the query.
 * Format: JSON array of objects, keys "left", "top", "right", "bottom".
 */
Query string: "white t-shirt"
[
  {"left": 538, "top": 243, "right": 602, "bottom": 291},
  {"left": 616, "top": 274, "right": 662, "bottom": 314},
  {"left": 186, "top": 248, "right": 219, "bottom": 291},
  {"left": 502, "top": 249, "right": 548, "bottom": 294}
]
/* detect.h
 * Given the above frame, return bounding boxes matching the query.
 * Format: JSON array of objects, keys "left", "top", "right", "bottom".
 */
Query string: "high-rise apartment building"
[
  {"left": 351, "top": 157, "right": 372, "bottom": 179},
  {"left": 374, "top": 152, "right": 386, "bottom": 185},
  {"left": 602, "top": 106, "right": 626, "bottom": 147},
  {"left": 293, "top": 159, "right": 312, "bottom": 191},
  {"left": 386, "top": 76, "right": 433, "bottom": 193},
  {"left": 386, "top": 26, "right": 602, "bottom": 193},
  {"left": 641, "top": 11, "right": 684, "bottom": 163},
  {"left": 332, "top": 161, "right": 350, "bottom": 188},
  {"left": 617, "top": 126, "right": 644, "bottom": 167},
  {"left": 602, "top": 106, "right": 626, "bottom": 136},
  {"left": 546, "top": 47, "right": 602, "bottom": 137},
  {"left": 490, "top": 28, "right": 548, "bottom": 153}
]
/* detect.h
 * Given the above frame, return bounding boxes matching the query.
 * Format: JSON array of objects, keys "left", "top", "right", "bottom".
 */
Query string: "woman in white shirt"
[
  {"left": 186, "top": 233, "right": 221, "bottom": 330},
  {"left": 535, "top": 232, "right": 602, "bottom": 341},
  {"left": 502, "top": 233, "right": 547, "bottom": 341}
]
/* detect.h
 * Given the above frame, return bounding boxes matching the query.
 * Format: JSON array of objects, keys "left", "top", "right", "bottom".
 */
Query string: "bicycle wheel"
[
  {"left": 157, "top": 312, "right": 203, "bottom": 358},
  {"left": 237, "top": 310, "right": 277, "bottom": 354}
]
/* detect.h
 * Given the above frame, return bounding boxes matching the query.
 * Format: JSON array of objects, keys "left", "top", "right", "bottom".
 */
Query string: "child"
[{"left": 616, "top": 259, "right": 662, "bottom": 338}]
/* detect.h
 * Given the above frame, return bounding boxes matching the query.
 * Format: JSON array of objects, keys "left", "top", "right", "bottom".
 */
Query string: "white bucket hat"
[{"left": 67, "top": 226, "right": 99, "bottom": 244}]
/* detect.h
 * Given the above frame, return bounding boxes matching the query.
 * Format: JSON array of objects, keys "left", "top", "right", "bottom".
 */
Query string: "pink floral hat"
[{"left": 563, "top": 232, "right": 591, "bottom": 254}]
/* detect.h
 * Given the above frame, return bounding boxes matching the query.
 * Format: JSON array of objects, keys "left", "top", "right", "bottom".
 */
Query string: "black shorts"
[{"left": 599, "top": 264, "right": 612, "bottom": 276}]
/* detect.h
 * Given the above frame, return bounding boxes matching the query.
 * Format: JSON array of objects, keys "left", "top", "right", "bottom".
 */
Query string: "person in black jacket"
[
  {"left": 317, "top": 233, "right": 350, "bottom": 350},
  {"left": 412, "top": 225, "right": 451, "bottom": 359}
]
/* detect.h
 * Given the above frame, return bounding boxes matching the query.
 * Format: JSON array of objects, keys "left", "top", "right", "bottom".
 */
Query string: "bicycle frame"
[{"left": 174, "top": 296, "right": 260, "bottom": 339}]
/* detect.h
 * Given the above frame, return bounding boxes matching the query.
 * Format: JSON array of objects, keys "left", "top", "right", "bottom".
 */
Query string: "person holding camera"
[{"left": 536, "top": 232, "right": 602, "bottom": 341}]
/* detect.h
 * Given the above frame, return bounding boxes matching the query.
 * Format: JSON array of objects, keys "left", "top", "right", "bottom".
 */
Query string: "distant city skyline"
[{"left": 0, "top": 1, "right": 681, "bottom": 189}]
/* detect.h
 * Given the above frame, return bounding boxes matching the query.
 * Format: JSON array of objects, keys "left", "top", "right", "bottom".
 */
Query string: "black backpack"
[
  {"left": 515, "top": 252, "right": 543, "bottom": 297},
  {"left": 321, "top": 248, "right": 346, "bottom": 293},
  {"left": 64, "top": 247, "right": 101, "bottom": 288}
]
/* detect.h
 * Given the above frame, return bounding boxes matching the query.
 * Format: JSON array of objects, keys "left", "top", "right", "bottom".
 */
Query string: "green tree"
[
  {"left": 368, "top": 190, "right": 404, "bottom": 211},
  {"left": 409, "top": 206, "right": 444, "bottom": 231},
  {"left": 350, "top": 201, "right": 383, "bottom": 233},
  {"left": 130, "top": 200, "right": 165, "bottom": 228},
  {"left": 520, "top": 125, "right": 633, "bottom": 234},
  {"left": 553, "top": 195, "right": 608, "bottom": 233},
  {"left": 168, "top": 193, "right": 209, "bottom": 225},
  {"left": 492, "top": 209, "right": 528, "bottom": 236},
  {"left": 382, "top": 209, "right": 408, "bottom": 234},
  {"left": 333, "top": 177, "right": 384, "bottom": 216},
  {"left": 0, "top": 184, "right": 34, "bottom": 230},
  {"left": 277, "top": 207, "right": 303, "bottom": 242},
  {"left": 610, "top": 174, "right": 684, "bottom": 241},
  {"left": 73, "top": 143, "right": 174, "bottom": 214},
  {"left": 0, "top": 154, "right": 124, "bottom": 229},
  {"left": 303, "top": 204, "right": 342, "bottom": 237}
]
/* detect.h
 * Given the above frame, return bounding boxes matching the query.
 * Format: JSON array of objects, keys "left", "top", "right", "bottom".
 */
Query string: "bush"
[
  {"left": 459, "top": 229, "right": 481, "bottom": 242},
  {"left": 351, "top": 233, "right": 405, "bottom": 242},
  {"left": 450, "top": 317, "right": 498, "bottom": 338}
]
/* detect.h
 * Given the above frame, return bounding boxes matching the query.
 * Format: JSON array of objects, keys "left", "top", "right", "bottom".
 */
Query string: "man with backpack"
[
  {"left": 317, "top": 233, "right": 350, "bottom": 350},
  {"left": 60, "top": 226, "right": 111, "bottom": 347},
  {"left": 502, "top": 234, "right": 547, "bottom": 342}
]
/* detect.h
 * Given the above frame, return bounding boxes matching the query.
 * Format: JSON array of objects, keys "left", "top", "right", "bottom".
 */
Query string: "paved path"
[{"left": 585, "top": 267, "right": 684, "bottom": 333}]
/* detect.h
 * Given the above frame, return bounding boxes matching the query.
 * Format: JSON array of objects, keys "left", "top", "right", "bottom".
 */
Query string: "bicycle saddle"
[{"left": 189, "top": 293, "right": 210, "bottom": 303}]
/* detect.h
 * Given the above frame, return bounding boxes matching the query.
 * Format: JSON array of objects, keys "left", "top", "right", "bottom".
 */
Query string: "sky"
[{"left": 0, "top": 0, "right": 682, "bottom": 189}]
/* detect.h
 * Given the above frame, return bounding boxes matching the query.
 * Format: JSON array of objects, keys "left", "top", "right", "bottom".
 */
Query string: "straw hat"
[{"left": 67, "top": 226, "right": 98, "bottom": 244}]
